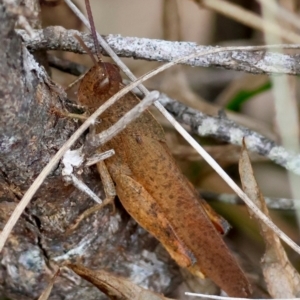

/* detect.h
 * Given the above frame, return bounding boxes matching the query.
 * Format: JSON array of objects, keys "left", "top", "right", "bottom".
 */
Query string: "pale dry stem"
[
  {"left": 260, "top": 0, "right": 300, "bottom": 230},
  {"left": 256, "top": 0, "right": 300, "bottom": 32},
  {"left": 197, "top": 0, "right": 300, "bottom": 43}
]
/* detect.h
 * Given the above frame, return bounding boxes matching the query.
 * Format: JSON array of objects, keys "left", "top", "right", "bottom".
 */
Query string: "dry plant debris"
[
  {"left": 68, "top": 264, "right": 174, "bottom": 300},
  {"left": 239, "top": 140, "right": 300, "bottom": 298}
]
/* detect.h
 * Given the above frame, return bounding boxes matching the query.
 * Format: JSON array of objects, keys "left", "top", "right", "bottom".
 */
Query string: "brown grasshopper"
[{"left": 76, "top": 0, "right": 252, "bottom": 296}]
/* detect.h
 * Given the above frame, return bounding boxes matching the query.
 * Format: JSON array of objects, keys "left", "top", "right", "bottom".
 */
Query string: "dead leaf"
[
  {"left": 67, "top": 264, "right": 173, "bottom": 300},
  {"left": 239, "top": 139, "right": 300, "bottom": 298},
  {"left": 38, "top": 269, "right": 60, "bottom": 300}
]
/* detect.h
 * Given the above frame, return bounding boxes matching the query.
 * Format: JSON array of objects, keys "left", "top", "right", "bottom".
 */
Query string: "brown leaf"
[
  {"left": 68, "top": 264, "right": 173, "bottom": 300},
  {"left": 239, "top": 139, "right": 300, "bottom": 298}
]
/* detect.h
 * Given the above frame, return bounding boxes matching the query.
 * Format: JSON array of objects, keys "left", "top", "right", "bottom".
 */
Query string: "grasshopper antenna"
[
  {"left": 75, "top": 34, "right": 97, "bottom": 65},
  {"left": 85, "top": 0, "right": 102, "bottom": 62}
]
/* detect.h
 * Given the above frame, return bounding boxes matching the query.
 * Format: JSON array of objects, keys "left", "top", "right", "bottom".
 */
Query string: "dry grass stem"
[
  {"left": 197, "top": 0, "right": 300, "bottom": 43},
  {"left": 260, "top": 1, "right": 300, "bottom": 228},
  {"left": 256, "top": 0, "right": 300, "bottom": 32}
]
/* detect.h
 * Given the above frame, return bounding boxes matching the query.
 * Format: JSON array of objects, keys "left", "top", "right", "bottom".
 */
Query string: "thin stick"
[
  {"left": 83, "top": 0, "right": 101, "bottom": 61},
  {"left": 160, "top": 95, "right": 300, "bottom": 176},
  {"left": 90, "top": 91, "right": 160, "bottom": 148},
  {"left": 85, "top": 149, "right": 115, "bottom": 166},
  {"left": 185, "top": 292, "right": 247, "bottom": 299},
  {"left": 74, "top": 34, "right": 97, "bottom": 65},
  {"left": 185, "top": 292, "right": 296, "bottom": 300},
  {"left": 65, "top": 72, "right": 87, "bottom": 91},
  {"left": 69, "top": 174, "right": 103, "bottom": 204},
  {"left": 200, "top": 190, "right": 296, "bottom": 210},
  {"left": 48, "top": 54, "right": 87, "bottom": 76}
]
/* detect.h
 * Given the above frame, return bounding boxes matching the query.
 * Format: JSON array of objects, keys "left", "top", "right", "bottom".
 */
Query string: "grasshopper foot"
[{"left": 66, "top": 196, "right": 115, "bottom": 234}]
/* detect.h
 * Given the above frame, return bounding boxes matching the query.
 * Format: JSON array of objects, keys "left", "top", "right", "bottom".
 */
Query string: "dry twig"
[
  {"left": 17, "top": 27, "right": 300, "bottom": 75},
  {"left": 239, "top": 141, "right": 300, "bottom": 297},
  {"left": 160, "top": 94, "right": 300, "bottom": 176}
]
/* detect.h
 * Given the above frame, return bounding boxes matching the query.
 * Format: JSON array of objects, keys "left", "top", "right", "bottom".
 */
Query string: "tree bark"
[{"left": 0, "top": 1, "right": 180, "bottom": 299}]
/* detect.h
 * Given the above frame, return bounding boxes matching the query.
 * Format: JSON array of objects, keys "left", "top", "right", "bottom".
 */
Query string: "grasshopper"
[{"left": 76, "top": 0, "right": 251, "bottom": 296}]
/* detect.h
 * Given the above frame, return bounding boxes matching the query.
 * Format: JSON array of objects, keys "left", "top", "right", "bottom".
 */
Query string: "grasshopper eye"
[{"left": 99, "top": 77, "right": 109, "bottom": 89}]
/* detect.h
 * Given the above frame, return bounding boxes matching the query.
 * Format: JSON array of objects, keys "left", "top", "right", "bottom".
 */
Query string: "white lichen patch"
[
  {"left": 62, "top": 147, "right": 84, "bottom": 176},
  {"left": 127, "top": 261, "right": 151, "bottom": 288},
  {"left": 268, "top": 146, "right": 289, "bottom": 162},
  {"left": 127, "top": 250, "right": 170, "bottom": 289},
  {"left": 286, "top": 159, "right": 300, "bottom": 176},
  {"left": 244, "top": 135, "right": 263, "bottom": 149},
  {"left": 108, "top": 214, "right": 121, "bottom": 234},
  {"left": 0, "top": 135, "right": 17, "bottom": 153},
  {"left": 197, "top": 118, "right": 218, "bottom": 136},
  {"left": 228, "top": 127, "right": 244, "bottom": 145},
  {"left": 142, "top": 250, "right": 164, "bottom": 268},
  {"left": 269, "top": 146, "right": 300, "bottom": 175},
  {"left": 18, "top": 248, "right": 45, "bottom": 272}
]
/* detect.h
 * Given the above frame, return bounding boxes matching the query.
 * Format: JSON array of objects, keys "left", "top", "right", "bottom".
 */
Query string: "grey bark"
[
  {"left": 159, "top": 95, "right": 300, "bottom": 176},
  {"left": 0, "top": 2, "right": 179, "bottom": 299}
]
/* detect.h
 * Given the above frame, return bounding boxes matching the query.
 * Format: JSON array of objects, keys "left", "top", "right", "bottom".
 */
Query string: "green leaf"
[{"left": 226, "top": 81, "right": 271, "bottom": 111}]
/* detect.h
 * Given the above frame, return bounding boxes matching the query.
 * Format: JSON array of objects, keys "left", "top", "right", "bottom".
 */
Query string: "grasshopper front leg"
[
  {"left": 67, "top": 159, "right": 116, "bottom": 233},
  {"left": 96, "top": 160, "right": 116, "bottom": 213}
]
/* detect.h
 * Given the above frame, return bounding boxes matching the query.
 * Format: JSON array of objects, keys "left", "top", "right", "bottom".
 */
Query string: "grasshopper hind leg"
[{"left": 114, "top": 172, "right": 201, "bottom": 272}]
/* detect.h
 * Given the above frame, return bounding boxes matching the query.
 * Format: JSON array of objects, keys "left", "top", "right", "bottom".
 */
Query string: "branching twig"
[
  {"left": 17, "top": 27, "right": 300, "bottom": 75},
  {"left": 36, "top": 52, "right": 300, "bottom": 174},
  {"left": 159, "top": 94, "right": 300, "bottom": 176},
  {"left": 48, "top": 54, "right": 87, "bottom": 76}
]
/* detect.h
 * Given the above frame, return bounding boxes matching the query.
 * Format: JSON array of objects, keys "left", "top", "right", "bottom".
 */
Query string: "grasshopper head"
[{"left": 77, "top": 61, "right": 122, "bottom": 110}]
